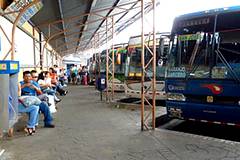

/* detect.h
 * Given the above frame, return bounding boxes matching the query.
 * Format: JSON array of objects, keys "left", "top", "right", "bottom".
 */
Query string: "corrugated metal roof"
[{"left": 29, "top": 0, "right": 150, "bottom": 56}]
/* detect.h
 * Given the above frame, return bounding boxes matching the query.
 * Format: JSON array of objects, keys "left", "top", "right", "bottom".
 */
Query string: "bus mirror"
[{"left": 159, "top": 38, "right": 165, "bottom": 57}]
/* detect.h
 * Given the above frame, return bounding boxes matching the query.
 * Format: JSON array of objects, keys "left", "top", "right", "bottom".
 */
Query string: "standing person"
[
  {"left": 67, "top": 67, "right": 71, "bottom": 83},
  {"left": 71, "top": 65, "right": 78, "bottom": 85},
  {"left": 20, "top": 71, "right": 55, "bottom": 128}
]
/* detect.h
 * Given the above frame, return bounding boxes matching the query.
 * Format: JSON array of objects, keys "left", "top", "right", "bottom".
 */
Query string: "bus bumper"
[{"left": 166, "top": 101, "right": 240, "bottom": 125}]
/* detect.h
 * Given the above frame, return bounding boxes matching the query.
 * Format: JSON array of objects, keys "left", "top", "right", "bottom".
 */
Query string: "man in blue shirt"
[{"left": 20, "top": 71, "right": 55, "bottom": 128}]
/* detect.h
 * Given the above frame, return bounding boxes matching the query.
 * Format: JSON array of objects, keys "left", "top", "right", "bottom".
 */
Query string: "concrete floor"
[{"left": 1, "top": 85, "right": 240, "bottom": 160}]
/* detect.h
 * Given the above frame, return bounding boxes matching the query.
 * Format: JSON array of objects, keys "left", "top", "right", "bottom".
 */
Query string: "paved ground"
[{"left": 1, "top": 85, "right": 240, "bottom": 160}]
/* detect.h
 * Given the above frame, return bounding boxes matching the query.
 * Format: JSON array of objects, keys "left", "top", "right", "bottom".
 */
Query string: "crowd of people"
[
  {"left": 18, "top": 66, "right": 68, "bottom": 136},
  {"left": 67, "top": 65, "right": 90, "bottom": 85}
]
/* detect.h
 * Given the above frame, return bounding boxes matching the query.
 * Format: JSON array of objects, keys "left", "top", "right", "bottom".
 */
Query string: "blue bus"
[{"left": 166, "top": 6, "right": 240, "bottom": 125}]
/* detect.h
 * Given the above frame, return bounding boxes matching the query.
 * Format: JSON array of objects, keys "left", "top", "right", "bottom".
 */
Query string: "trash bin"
[{"left": 96, "top": 74, "right": 106, "bottom": 101}]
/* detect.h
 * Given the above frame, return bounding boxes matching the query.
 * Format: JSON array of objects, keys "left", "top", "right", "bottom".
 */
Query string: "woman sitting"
[
  {"left": 49, "top": 68, "right": 68, "bottom": 96},
  {"left": 38, "top": 71, "right": 61, "bottom": 102}
]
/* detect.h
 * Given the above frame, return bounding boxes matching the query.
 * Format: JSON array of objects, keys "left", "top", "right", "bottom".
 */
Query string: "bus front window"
[{"left": 167, "top": 32, "right": 212, "bottom": 78}]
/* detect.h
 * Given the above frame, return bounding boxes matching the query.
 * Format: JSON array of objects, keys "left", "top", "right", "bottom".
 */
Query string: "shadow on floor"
[{"left": 156, "top": 115, "right": 240, "bottom": 142}]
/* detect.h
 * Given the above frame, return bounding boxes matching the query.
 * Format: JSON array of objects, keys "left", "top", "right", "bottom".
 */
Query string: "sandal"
[{"left": 24, "top": 127, "right": 34, "bottom": 136}]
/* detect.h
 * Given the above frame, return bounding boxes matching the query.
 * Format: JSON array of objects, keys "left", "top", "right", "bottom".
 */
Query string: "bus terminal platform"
[{"left": 1, "top": 85, "right": 240, "bottom": 160}]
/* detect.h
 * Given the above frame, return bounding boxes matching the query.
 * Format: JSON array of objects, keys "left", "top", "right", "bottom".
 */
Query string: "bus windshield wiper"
[{"left": 186, "top": 50, "right": 207, "bottom": 79}]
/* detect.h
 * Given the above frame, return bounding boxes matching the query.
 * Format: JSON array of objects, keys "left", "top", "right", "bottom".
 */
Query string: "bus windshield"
[
  {"left": 114, "top": 48, "right": 127, "bottom": 75},
  {"left": 127, "top": 39, "right": 169, "bottom": 79},
  {"left": 167, "top": 12, "right": 240, "bottom": 81}
]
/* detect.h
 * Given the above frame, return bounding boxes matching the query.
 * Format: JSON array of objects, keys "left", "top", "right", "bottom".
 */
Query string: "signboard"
[
  {"left": 0, "top": 61, "right": 19, "bottom": 74},
  {"left": 4, "top": 0, "right": 43, "bottom": 26},
  {"left": 101, "top": 79, "right": 105, "bottom": 85},
  {"left": 179, "top": 33, "right": 201, "bottom": 41}
]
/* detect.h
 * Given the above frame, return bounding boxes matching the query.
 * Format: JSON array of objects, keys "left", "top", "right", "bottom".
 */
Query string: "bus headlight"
[
  {"left": 135, "top": 73, "right": 142, "bottom": 77},
  {"left": 128, "top": 73, "right": 134, "bottom": 77},
  {"left": 167, "top": 93, "right": 186, "bottom": 101}
]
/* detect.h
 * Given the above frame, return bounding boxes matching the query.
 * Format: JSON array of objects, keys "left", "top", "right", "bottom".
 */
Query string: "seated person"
[
  {"left": 48, "top": 68, "right": 68, "bottom": 96},
  {"left": 20, "top": 71, "right": 55, "bottom": 128},
  {"left": 18, "top": 84, "right": 39, "bottom": 135},
  {"left": 32, "top": 70, "right": 61, "bottom": 103}
]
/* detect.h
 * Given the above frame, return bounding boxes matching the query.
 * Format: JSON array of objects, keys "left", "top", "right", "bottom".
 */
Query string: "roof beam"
[
  {"left": 83, "top": 0, "right": 122, "bottom": 50},
  {"left": 75, "top": 0, "right": 94, "bottom": 53},
  {"left": 57, "top": 0, "right": 68, "bottom": 49},
  {"left": 36, "top": 1, "right": 139, "bottom": 27}
]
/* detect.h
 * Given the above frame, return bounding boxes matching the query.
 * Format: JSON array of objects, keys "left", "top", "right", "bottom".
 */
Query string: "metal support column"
[
  {"left": 46, "top": 50, "right": 49, "bottom": 69},
  {"left": 39, "top": 32, "right": 43, "bottom": 69},
  {"left": 33, "top": 28, "right": 37, "bottom": 69},
  {"left": 105, "top": 18, "right": 109, "bottom": 101},
  {"left": 97, "top": 33, "right": 101, "bottom": 80},
  {"left": 111, "top": 16, "right": 115, "bottom": 101},
  {"left": 51, "top": 51, "right": 54, "bottom": 66},
  {"left": 141, "top": 0, "right": 157, "bottom": 131}
]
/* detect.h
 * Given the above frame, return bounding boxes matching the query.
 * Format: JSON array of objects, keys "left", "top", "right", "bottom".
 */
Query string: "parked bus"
[
  {"left": 96, "top": 44, "right": 128, "bottom": 91},
  {"left": 125, "top": 33, "right": 170, "bottom": 99},
  {"left": 166, "top": 6, "right": 240, "bottom": 125},
  {"left": 88, "top": 53, "right": 97, "bottom": 84}
]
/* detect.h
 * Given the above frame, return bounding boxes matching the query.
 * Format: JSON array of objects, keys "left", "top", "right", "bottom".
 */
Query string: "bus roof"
[{"left": 176, "top": 5, "right": 240, "bottom": 20}]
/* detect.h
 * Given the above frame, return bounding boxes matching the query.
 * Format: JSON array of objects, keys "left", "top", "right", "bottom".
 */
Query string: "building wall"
[{"left": 0, "top": 16, "right": 62, "bottom": 79}]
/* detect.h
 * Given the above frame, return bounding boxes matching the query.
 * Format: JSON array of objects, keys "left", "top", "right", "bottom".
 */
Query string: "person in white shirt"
[{"left": 38, "top": 71, "right": 61, "bottom": 102}]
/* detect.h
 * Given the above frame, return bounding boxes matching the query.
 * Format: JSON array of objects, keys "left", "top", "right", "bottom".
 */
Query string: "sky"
[
  {"left": 66, "top": 0, "right": 240, "bottom": 64},
  {"left": 116, "top": 0, "right": 240, "bottom": 44}
]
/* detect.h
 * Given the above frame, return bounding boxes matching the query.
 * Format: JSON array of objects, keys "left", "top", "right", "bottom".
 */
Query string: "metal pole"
[
  {"left": 52, "top": 51, "right": 54, "bottom": 66},
  {"left": 141, "top": 0, "right": 145, "bottom": 131},
  {"left": 46, "top": 50, "right": 49, "bottom": 69},
  {"left": 140, "top": 0, "right": 157, "bottom": 131},
  {"left": 94, "top": 35, "right": 97, "bottom": 86},
  {"left": 48, "top": 24, "right": 51, "bottom": 37},
  {"left": 111, "top": 16, "right": 115, "bottom": 101},
  {"left": 33, "top": 27, "right": 37, "bottom": 70},
  {"left": 106, "top": 18, "right": 109, "bottom": 101},
  {"left": 39, "top": 32, "right": 43, "bottom": 69},
  {"left": 152, "top": 0, "right": 156, "bottom": 129},
  {"left": 98, "top": 33, "right": 101, "bottom": 81}
]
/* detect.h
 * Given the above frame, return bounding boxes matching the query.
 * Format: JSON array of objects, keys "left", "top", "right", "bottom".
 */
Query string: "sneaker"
[
  {"left": 44, "top": 124, "right": 55, "bottom": 128},
  {"left": 55, "top": 99, "right": 61, "bottom": 103}
]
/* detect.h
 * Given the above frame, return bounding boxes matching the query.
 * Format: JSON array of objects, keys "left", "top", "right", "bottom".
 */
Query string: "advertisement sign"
[{"left": 4, "top": 0, "right": 43, "bottom": 26}]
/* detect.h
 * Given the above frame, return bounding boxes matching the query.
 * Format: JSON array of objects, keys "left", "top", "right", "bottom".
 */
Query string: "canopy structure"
[
  {"left": 29, "top": 0, "right": 153, "bottom": 56},
  {"left": 0, "top": 0, "right": 158, "bottom": 131}
]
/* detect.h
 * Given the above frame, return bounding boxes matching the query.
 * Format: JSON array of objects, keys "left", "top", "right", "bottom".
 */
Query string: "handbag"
[{"left": 18, "top": 96, "right": 41, "bottom": 107}]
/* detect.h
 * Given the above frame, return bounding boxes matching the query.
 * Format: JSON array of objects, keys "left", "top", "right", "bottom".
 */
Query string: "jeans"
[
  {"left": 18, "top": 103, "right": 39, "bottom": 128},
  {"left": 43, "top": 88, "right": 56, "bottom": 96},
  {"left": 39, "top": 102, "right": 53, "bottom": 125}
]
